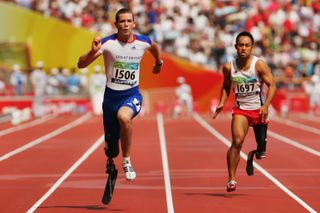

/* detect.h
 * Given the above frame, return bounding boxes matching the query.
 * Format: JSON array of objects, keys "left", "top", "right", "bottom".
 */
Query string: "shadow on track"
[
  {"left": 39, "top": 204, "right": 124, "bottom": 211},
  {"left": 185, "top": 192, "right": 246, "bottom": 198}
]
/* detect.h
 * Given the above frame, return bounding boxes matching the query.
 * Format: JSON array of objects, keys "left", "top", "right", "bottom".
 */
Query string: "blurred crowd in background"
[
  {"left": 0, "top": 61, "right": 105, "bottom": 97},
  {"left": 0, "top": 0, "right": 319, "bottom": 111}
]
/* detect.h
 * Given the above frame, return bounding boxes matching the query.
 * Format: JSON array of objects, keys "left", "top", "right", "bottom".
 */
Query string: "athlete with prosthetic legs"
[
  {"left": 213, "top": 31, "right": 276, "bottom": 192},
  {"left": 78, "top": 8, "right": 163, "bottom": 203}
]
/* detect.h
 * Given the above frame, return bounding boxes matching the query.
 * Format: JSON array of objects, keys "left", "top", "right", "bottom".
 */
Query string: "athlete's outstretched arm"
[
  {"left": 148, "top": 41, "right": 163, "bottom": 74},
  {"left": 256, "top": 60, "right": 277, "bottom": 122},
  {"left": 213, "top": 63, "right": 232, "bottom": 119},
  {"left": 78, "top": 36, "right": 102, "bottom": 68}
]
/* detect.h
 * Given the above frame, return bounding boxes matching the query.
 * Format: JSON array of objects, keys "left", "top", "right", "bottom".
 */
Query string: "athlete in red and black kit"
[{"left": 213, "top": 31, "right": 277, "bottom": 192}]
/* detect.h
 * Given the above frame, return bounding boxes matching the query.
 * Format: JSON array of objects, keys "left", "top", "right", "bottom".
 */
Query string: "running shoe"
[
  {"left": 226, "top": 180, "right": 237, "bottom": 192},
  {"left": 255, "top": 151, "right": 266, "bottom": 159},
  {"left": 123, "top": 162, "right": 136, "bottom": 181}
]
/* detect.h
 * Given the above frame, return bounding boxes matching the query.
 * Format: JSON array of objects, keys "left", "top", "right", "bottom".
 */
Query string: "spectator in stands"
[
  {"left": 10, "top": 0, "right": 320, "bottom": 92},
  {"left": 304, "top": 71, "right": 320, "bottom": 114},
  {"left": 10, "top": 64, "right": 26, "bottom": 96},
  {"left": 88, "top": 65, "right": 106, "bottom": 116},
  {"left": 79, "top": 67, "right": 89, "bottom": 95},
  {"left": 30, "top": 61, "right": 47, "bottom": 117},
  {"left": 46, "top": 67, "right": 60, "bottom": 96},
  {"left": 297, "top": 58, "right": 314, "bottom": 78},
  {"left": 0, "top": 73, "right": 5, "bottom": 95},
  {"left": 67, "top": 67, "right": 80, "bottom": 94},
  {"left": 56, "top": 68, "right": 68, "bottom": 95},
  {"left": 172, "top": 76, "right": 193, "bottom": 118}
]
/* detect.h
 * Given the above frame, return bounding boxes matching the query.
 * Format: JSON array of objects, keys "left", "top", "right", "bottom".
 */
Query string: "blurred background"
[{"left": 0, "top": 0, "right": 319, "bottom": 123}]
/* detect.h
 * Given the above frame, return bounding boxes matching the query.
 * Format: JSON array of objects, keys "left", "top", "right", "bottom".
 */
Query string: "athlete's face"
[
  {"left": 235, "top": 36, "right": 254, "bottom": 58},
  {"left": 115, "top": 13, "right": 135, "bottom": 37}
]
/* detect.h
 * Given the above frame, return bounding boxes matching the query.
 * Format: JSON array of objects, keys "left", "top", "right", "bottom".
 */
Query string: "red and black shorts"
[{"left": 232, "top": 107, "right": 269, "bottom": 126}]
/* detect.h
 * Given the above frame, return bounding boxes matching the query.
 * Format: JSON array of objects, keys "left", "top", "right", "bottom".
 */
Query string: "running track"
[{"left": 0, "top": 112, "right": 319, "bottom": 212}]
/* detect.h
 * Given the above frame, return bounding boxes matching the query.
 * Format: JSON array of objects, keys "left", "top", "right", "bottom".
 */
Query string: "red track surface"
[{"left": 0, "top": 112, "right": 319, "bottom": 212}]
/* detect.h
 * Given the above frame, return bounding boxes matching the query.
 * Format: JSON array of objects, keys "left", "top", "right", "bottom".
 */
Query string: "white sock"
[{"left": 123, "top": 157, "right": 131, "bottom": 165}]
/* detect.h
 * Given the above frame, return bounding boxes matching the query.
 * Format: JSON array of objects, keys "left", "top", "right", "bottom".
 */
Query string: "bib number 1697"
[{"left": 237, "top": 83, "right": 254, "bottom": 92}]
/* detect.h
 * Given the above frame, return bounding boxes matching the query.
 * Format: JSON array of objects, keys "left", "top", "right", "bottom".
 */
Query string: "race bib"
[
  {"left": 235, "top": 83, "right": 259, "bottom": 97},
  {"left": 111, "top": 61, "right": 139, "bottom": 87},
  {"left": 233, "top": 76, "right": 260, "bottom": 97}
]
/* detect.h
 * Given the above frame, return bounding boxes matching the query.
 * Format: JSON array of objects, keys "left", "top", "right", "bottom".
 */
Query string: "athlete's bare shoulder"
[
  {"left": 256, "top": 57, "right": 267, "bottom": 66},
  {"left": 255, "top": 58, "right": 271, "bottom": 75}
]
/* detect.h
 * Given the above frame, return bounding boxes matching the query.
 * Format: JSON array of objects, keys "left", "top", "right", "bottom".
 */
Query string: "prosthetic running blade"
[
  {"left": 102, "top": 167, "right": 118, "bottom": 205},
  {"left": 246, "top": 150, "right": 256, "bottom": 176}
]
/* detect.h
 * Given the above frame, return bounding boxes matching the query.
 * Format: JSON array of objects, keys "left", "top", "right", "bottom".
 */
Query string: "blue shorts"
[{"left": 102, "top": 86, "right": 142, "bottom": 143}]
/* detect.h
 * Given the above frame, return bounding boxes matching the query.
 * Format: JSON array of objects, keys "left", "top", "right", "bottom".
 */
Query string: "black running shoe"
[{"left": 255, "top": 151, "right": 266, "bottom": 160}]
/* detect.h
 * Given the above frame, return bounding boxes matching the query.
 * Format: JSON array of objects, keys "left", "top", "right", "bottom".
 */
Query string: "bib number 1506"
[{"left": 115, "top": 69, "right": 135, "bottom": 80}]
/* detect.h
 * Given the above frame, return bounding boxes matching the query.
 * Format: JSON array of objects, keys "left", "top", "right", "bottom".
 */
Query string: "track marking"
[
  {"left": 273, "top": 116, "right": 320, "bottom": 135},
  {"left": 193, "top": 113, "right": 317, "bottom": 213},
  {"left": 0, "top": 114, "right": 58, "bottom": 138},
  {"left": 26, "top": 134, "right": 104, "bottom": 213},
  {"left": 297, "top": 113, "right": 320, "bottom": 123},
  {"left": 268, "top": 131, "right": 320, "bottom": 157},
  {"left": 224, "top": 114, "right": 320, "bottom": 156},
  {"left": 156, "top": 113, "right": 174, "bottom": 213},
  {"left": 0, "top": 113, "right": 92, "bottom": 161}
]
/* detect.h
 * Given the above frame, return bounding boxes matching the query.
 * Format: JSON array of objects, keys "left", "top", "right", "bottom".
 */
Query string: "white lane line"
[
  {"left": 268, "top": 131, "right": 320, "bottom": 157},
  {"left": 220, "top": 114, "right": 320, "bottom": 156},
  {"left": 297, "top": 114, "right": 320, "bottom": 124},
  {"left": 0, "top": 113, "right": 92, "bottom": 162},
  {"left": 156, "top": 113, "right": 174, "bottom": 213},
  {"left": 273, "top": 116, "right": 320, "bottom": 135},
  {"left": 26, "top": 134, "right": 104, "bottom": 213},
  {"left": 0, "top": 114, "right": 58, "bottom": 137},
  {"left": 193, "top": 113, "right": 317, "bottom": 213}
]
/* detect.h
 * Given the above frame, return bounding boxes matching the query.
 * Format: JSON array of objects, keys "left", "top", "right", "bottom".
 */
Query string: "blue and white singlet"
[{"left": 98, "top": 34, "right": 152, "bottom": 91}]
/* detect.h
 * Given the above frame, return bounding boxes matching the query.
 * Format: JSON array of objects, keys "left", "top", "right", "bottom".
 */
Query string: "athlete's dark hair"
[
  {"left": 236, "top": 31, "right": 254, "bottom": 45},
  {"left": 115, "top": 8, "right": 134, "bottom": 22}
]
